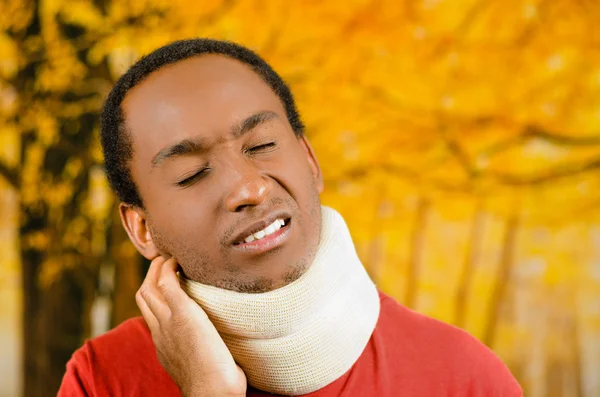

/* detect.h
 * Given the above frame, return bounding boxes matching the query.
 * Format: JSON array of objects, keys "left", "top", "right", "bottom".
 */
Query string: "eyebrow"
[
  {"left": 150, "top": 110, "right": 279, "bottom": 168},
  {"left": 231, "top": 110, "right": 278, "bottom": 138}
]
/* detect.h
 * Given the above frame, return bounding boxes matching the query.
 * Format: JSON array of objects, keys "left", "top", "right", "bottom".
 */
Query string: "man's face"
[{"left": 121, "top": 55, "right": 323, "bottom": 293}]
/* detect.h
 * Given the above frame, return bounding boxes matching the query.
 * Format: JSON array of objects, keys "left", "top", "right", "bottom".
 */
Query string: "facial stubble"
[{"left": 145, "top": 188, "right": 321, "bottom": 293}]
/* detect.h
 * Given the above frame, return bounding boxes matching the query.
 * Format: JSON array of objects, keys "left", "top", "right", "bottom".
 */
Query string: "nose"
[{"left": 224, "top": 166, "right": 273, "bottom": 212}]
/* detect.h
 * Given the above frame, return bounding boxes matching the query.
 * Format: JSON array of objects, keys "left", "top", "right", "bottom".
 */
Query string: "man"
[{"left": 59, "top": 39, "right": 522, "bottom": 396}]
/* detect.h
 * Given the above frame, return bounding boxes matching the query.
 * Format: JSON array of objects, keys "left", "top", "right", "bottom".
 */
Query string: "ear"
[
  {"left": 119, "top": 203, "right": 160, "bottom": 260},
  {"left": 298, "top": 135, "right": 324, "bottom": 193}
]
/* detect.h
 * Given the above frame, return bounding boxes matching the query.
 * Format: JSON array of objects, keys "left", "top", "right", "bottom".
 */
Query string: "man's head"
[{"left": 101, "top": 39, "right": 323, "bottom": 292}]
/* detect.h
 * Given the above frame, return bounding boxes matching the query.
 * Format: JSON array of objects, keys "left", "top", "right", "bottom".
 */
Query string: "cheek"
[
  {"left": 150, "top": 201, "right": 215, "bottom": 249},
  {"left": 269, "top": 151, "right": 321, "bottom": 234},
  {"left": 271, "top": 146, "right": 315, "bottom": 193}
]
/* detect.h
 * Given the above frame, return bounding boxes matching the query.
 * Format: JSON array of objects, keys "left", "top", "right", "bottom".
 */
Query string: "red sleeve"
[{"left": 58, "top": 342, "right": 96, "bottom": 397}]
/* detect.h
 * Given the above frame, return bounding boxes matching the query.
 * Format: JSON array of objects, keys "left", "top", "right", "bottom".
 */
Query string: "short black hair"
[{"left": 100, "top": 38, "right": 305, "bottom": 208}]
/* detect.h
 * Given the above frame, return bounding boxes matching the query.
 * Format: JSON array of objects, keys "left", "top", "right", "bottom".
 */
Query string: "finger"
[
  {"left": 139, "top": 257, "right": 172, "bottom": 322},
  {"left": 145, "top": 255, "right": 169, "bottom": 285},
  {"left": 135, "top": 288, "right": 159, "bottom": 333},
  {"left": 157, "top": 257, "right": 197, "bottom": 315},
  {"left": 138, "top": 282, "right": 171, "bottom": 323}
]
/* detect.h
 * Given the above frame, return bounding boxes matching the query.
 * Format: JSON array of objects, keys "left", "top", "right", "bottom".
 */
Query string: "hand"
[{"left": 136, "top": 256, "right": 247, "bottom": 397}]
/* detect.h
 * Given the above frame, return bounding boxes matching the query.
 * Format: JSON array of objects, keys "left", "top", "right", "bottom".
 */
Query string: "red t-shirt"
[{"left": 59, "top": 291, "right": 522, "bottom": 396}]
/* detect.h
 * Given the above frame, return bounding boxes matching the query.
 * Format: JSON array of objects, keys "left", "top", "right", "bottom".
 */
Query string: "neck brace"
[{"left": 180, "top": 206, "right": 380, "bottom": 395}]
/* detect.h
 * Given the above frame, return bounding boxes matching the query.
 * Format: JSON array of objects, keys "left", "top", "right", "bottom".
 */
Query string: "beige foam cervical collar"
[{"left": 180, "top": 206, "right": 380, "bottom": 395}]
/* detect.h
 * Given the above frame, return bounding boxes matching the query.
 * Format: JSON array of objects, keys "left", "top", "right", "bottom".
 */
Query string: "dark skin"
[
  {"left": 120, "top": 55, "right": 324, "bottom": 293},
  {"left": 118, "top": 55, "right": 324, "bottom": 395}
]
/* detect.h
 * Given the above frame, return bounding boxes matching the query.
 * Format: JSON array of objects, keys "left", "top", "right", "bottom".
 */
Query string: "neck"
[{"left": 180, "top": 206, "right": 380, "bottom": 395}]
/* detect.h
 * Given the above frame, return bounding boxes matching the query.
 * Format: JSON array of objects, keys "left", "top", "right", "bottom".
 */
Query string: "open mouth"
[
  {"left": 232, "top": 217, "right": 292, "bottom": 254},
  {"left": 233, "top": 217, "right": 292, "bottom": 246}
]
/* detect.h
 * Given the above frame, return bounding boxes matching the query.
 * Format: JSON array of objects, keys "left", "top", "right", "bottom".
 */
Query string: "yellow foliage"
[
  {"left": 57, "top": 0, "right": 104, "bottom": 30},
  {"left": 23, "top": 230, "right": 51, "bottom": 251},
  {"left": 86, "top": 165, "right": 113, "bottom": 222},
  {"left": 0, "top": 125, "right": 20, "bottom": 167},
  {"left": 0, "top": 33, "right": 20, "bottom": 79}
]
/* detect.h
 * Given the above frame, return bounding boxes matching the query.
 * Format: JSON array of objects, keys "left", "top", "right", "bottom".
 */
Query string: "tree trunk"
[
  {"left": 569, "top": 302, "right": 583, "bottom": 397},
  {"left": 527, "top": 297, "right": 547, "bottom": 397},
  {"left": 404, "top": 196, "right": 430, "bottom": 309},
  {"left": 482, "top": 213, "right": 519, "bottom": 348},
  {"left": 368, "top": 234, "right": 385, "bottom": 284},
  {"left": 21, "top": 242, "right": 44, "bottom": 396},
  {"left": 42, "top": 271, "right": 88, "bottom": 394},
  {"left": 17, "top": 1, "right": 113, "bottom": 393},
  {"left": 21, "top": 189, "right": 99, "bottom": 397},
  {"left": 454, "top": 201, "right": 485, "bottom": 328},
  {"left": 21, "top": 209, "right": 95, "bottom": 396}
]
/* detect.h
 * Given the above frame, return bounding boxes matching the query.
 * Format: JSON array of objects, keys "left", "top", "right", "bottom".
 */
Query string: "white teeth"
[
  {"left": 243, "top": 218, "right": 286, "bottom": 243},
  {"left": 270, "top": 219, "right": 283, "bottom": 232},
  {"left": 264, "top": 224, "right": 276, "bottom": 235}
]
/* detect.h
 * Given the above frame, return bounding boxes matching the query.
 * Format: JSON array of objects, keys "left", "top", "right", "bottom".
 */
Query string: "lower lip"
[{"left": 232, "top": 222, "right": 292, "bottom": 255}]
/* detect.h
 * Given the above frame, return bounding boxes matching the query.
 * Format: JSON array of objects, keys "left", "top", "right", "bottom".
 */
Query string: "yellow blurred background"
[{"left": 1, "top": 0, "right": 600, "bottom": 396}]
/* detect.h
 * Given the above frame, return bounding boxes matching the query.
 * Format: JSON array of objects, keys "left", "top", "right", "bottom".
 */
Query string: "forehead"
[{"left": 122, "top": 55, "right": 286, "bottom": 164}]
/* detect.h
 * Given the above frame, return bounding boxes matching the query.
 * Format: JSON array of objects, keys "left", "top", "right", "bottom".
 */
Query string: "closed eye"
[
  {"left": 176, "top": 167, "right": 210, "bottom": 187},
  {"left": 246, "top": 142, "right": 276, "bottom": 154}
]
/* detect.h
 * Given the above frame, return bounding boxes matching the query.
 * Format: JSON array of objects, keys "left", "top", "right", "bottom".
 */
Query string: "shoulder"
[
  {"left": 70, "top": 317, "right": 157, "bottom": 373},
  {"left": 375, "top": 291, "right": 522, "bottom": 396},
  {"left": 377, "top": 292, "right": 487, "bottom": 355},
  {"left": 377, "top": 291, "right": 501, "bottom": 361},
  {"left": 85, "top": 317, "right": 153, "bottom": 360},
  {"left": 59, "top": 317, "right": 177, "bottom": 396}
]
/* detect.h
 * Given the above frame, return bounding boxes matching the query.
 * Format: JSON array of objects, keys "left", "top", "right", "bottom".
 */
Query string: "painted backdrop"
[{"left": 0, "top": 0, "right": 599, "bottom": 396}]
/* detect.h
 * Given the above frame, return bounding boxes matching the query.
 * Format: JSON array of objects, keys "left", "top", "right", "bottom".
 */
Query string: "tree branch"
[
  {"left": 478, "top": 124, "right": 600, "bottom": 160},
  {"left": 328, "top": 152, "right": 600, "bottom": 193},
  {"left": 0, "top": 159, "right": 20, "bottom": 189},
  {"left": 525, "top": 125, "right": 600, "bottom": 146},
  {"left": 426, "top": 0, "right": 493, "bottom": 59},
  {"left": 443, "top": 137, "right": 479, "bottom": 179},
  {"left": 489, "top": 155, "right": 600, "bottom": 186},
  {"left": 325, "top": 163, "right": 472, "bottom": 193}
]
